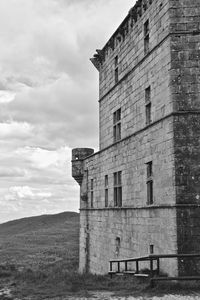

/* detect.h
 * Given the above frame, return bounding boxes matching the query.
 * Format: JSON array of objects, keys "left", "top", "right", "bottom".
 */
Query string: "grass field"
[
  {"left": 0, "top": 212, "right": 79, "bottom": 271},
  {"left": 0, "top": 212, "right": 200, "bottom": 299}
]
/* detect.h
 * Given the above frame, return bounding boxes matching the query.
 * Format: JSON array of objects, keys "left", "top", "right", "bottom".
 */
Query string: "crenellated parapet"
[
  {"left": 90, "top": 0, "right": 154, "bottom": 71},
  {"left": 72, "top": 148, "right": 94, "bottom": 185}
]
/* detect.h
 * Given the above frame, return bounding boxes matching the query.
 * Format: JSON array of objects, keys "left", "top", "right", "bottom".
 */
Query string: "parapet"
[
  {"left": 71, "top": 148, "right": 94, "bottom": 185},
  {"left": 90, "top": 0, "right": 154, "bottom": 70}
]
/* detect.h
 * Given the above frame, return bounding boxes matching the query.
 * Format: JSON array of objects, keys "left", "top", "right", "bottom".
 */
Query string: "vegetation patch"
[{"left": 0, "top": 212, "right": 200, "bottom": 299}]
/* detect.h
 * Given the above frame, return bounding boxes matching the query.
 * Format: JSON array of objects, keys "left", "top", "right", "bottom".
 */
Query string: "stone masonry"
[{"left": 71, "top": 0, "right": 200, "bottom": 276}]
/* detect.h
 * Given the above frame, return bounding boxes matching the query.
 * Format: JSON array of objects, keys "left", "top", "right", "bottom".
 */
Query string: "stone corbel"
[
  {"left": 116, "top": 33, "right": 122, "bottom": 43},
  {"left": 143, "top": 0, "right": 148, "bottom": 11},
  {"left": 96, "top": 49, "right": 104, "bottom": 59},
  {"left": 107, "top": 37, "right": 115, "bottom": 51},
  {"left": 129, "top": 7, "right": 138, "bottom": 25},
  {"left": 118, "top": 27, "right": 125, "bottom": 40},
  {"left": 137, "top": 5, "right": 142, "bottom": 17},
  {"left": 124, "top": 22, "right": 129, "bottom": 36}
]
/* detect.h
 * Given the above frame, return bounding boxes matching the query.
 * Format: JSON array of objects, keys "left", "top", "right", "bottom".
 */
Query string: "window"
[
  {"left": 113, "top": 108, "right": 121, "bottom": 142},
  {"left": 115, "top": 237, "right": 121, "bottom": 256},
  {"left": 145, "top": 86, "right": 151, "bottom": 125},
  {"left": 150, "top": 245, "right": 154, "bottom": 254},
  {"left": 114, "top": 171, "right": 122, "bottom": 207},
  {"left": 105, "top": 175, "right": 108, "bottom": 207},
  {"left": 91, "top": 179, "right": 94, "bottom": 208},
  {"left": 144, "top": 20, "right": 150, "bottom": 54},
  {"left": 146, "top": 161, "right": 153, "bottom": 205},
  {"left": 114, "top": 55, "right": 119, "bottom": 84}
]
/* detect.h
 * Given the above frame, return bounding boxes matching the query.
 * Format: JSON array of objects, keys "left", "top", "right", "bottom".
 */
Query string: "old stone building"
[{"left": 72, "top": 0, "right": 200, "bottom": 276}]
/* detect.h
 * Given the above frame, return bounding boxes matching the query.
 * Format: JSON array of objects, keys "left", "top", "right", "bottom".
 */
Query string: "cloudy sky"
[{"left": 0, "top": 0, "right": 135, "bottom": 223}]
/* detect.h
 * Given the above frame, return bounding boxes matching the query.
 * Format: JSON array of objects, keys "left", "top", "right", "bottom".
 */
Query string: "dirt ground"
[
  {"left": 3, "top": 285, "right": 200, "bottom": 299},
  {"left": 39, "top": 291, "right": 200, "bottom": 300},
  {"left": 6, "top": 291, "right": 200, "bottom": 299},
  {"left": 65, "top": 293, "right": 200, "bottom": 300}
]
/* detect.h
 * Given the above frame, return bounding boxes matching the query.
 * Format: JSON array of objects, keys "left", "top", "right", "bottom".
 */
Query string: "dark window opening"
[
  {"left": 115, "top": 56, "right": 118, "bottom": 66},
  {"left": 114, "top": 55, "right": 119, "bottom": 84},
  {"left": 146, "top": 103, "right": 151, "bottom": 125},
  {"left": 105, "top": 175, "right": 108, "bottom": 207},
  {"left": 115, "top": 237, "right": 121, "bottom": 256},
  {"left": 115, "top": 67, "right": 119, "bottom": 84},
  {"left": 150, "top": 244, "right": 154, "bottom": 254},
  {"left": 145, "top": 86, "right": 151, "bottom": 125},
  {"left": 147, "top": 181, "right": 153, "bottom": 204},
  {"left": 91, "top": 179, "right": 94, "bottom": 208},
  {"left": 113, "top": 108, "right": 121, "bottom": 142},
  {"left": 147, "top": 161, "right": 152, "bottom": 177},
  {"left": 146, "top": 161, "right": 153, "bottom": 205},
  {"left": 144, "top": 20, "right": 150, "bottom": 54},
  {"left": 114, "top": 171, "right": 122, "bottom": 207},
  {"left": 145, "top": 86, "right": 151, "bottom": 103}
]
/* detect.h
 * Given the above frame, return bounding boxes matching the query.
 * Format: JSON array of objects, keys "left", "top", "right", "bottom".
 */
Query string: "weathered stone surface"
[{"left": 72, "top": 0, "right": 200, "bottom": 277}]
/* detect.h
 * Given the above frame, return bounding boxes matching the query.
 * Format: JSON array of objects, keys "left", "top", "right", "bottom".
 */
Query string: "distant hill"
[
  {"left": 0, "top": 211, "right": 80, "bottom": 270},
  {"left": 0, "top": 211, "right": 79, "bottom": 235}
]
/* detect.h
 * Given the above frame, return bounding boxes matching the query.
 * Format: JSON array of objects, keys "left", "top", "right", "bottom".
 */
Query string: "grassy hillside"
[
  {"left": 0, "top": 212, "right": 199, "bottom": 298},
  {"left": 0, "top": 212, "right": 79, "bottom": 270}
]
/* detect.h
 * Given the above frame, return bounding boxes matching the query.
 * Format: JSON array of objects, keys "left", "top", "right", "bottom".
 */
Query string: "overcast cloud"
[{"left": 0, "top": 0, "right": 135, "bottom": 223}]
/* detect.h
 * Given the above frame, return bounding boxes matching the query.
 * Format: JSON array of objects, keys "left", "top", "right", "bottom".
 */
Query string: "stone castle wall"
[
  {"left": 170, "top": 0, "right": 200, "bottom": 274},
  {"left": 79, "top": 115, "right": 177, "bottom": 275},
  {"left": 80, "top": 208, "right": 177, "bottom": 275},
  {"left": 99, "top": 0, "right": 171, "bottom": 150},
  {"left": 73, "top": 0, "right": 200, "bottom": 277}
]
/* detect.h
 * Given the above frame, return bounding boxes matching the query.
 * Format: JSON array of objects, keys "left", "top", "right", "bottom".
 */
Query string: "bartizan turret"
[{"left": 71, "top": 148, "right": 94, "bottom": 185}]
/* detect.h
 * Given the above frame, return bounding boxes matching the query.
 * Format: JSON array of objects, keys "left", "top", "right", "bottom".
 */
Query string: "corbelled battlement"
[{"left": 90, "top": 0, "right": 154, "bottom": 70}]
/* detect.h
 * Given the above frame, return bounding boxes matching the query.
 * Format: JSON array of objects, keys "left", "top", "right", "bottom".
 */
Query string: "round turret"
[{"left": 72, "top": 148, "right": 94, "bottom": 185}]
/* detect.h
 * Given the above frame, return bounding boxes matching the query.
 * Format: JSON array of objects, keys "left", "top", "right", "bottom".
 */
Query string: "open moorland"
[{"left": 0, "top": 212, "right": 200, "bottom": 299}]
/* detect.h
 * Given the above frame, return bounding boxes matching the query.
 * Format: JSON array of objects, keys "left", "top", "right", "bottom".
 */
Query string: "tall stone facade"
[{"left": 72, "top": 0, "right": 200, "bottom": 276}]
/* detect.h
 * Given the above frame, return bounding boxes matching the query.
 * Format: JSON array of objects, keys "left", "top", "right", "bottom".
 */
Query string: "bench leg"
[{"left": 150, "top": 278, "right": 155, "bottom": 288}]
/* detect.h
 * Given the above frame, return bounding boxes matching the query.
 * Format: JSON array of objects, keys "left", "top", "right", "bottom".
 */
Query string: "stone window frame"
[
  {"left": 146, "top": 161, "right": 153, "bottom": 205},
  {"left": 145, "top": 86, "right": 151, "bottom": 125},
  {"left": 144, "top": 19, "right": 150, "bottom": 54},
  {"left": 114, "top": 171, "right": 122, "bottom": 207},
  {"left": 105, "top": 175, "right": 109, "bottom": 207},
  {"left": 113, "top": 108, "right": 121, "bottom": 142},
  {"left": 90, "top": 179, "right": 94, "bottom": 208}
]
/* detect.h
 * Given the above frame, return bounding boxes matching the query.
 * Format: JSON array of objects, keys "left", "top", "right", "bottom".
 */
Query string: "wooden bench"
[{"left": 109, "top": 253, "right": 200, "bottom": 287}]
